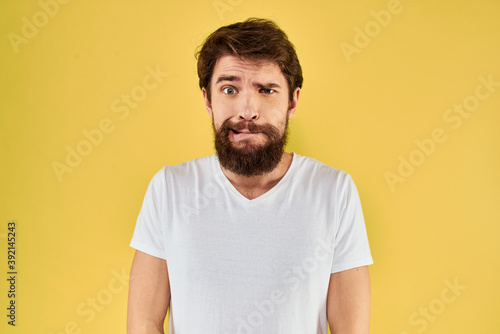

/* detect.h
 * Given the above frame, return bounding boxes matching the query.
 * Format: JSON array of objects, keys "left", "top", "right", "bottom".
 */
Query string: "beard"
[{"left": 213, "top": 117, "right": 289, "bottom": 177}]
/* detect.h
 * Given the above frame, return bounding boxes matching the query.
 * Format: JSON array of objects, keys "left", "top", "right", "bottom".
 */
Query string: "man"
[{"left": 127, "top": 18, "right": 373, "bottom": 334}]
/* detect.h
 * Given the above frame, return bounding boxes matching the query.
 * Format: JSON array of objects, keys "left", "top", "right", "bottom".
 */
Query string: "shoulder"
[
  {"left": 149, "top": 155, "right": 217, "bottom": 186},
  {"left": 165, "top": 155, "right": 215, "bottom": 174},
  {"left": 289, "top": 154, "right": 361, "bottom": 211},
  {"left": 292, "top": 153, "right": 352, "bottom": 184},
  {"left": 291, "top": 153, "right": 359, "bottom": 199}
]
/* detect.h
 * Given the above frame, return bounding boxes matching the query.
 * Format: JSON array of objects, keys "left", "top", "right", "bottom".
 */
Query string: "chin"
[{"left": 231, "top": 142, "right": 262, "bottom": 154}]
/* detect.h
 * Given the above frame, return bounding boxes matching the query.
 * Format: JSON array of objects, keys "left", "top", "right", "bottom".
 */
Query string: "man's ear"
[
  {"left": 287, "top": 87, "right": 301, "bottom": 119},
  {"left": 202, "top": 88, "right": 213, "bottom": 118}
]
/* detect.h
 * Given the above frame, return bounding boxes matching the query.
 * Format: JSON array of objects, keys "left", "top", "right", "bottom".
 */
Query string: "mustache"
[{"left": 219, "top": 119, "right": 280, "bottom": 137}]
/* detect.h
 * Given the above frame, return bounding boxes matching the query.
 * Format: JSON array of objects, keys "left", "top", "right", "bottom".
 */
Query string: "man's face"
[{"left": 202, "top": 55, "right": 300, "bottom": 176}]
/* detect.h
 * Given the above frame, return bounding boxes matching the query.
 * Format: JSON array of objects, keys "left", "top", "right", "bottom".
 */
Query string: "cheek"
[
  {"left": 211, "top": 105, "right": 238, "bottom": 126},
  {"left": 267, "top": 102, "right": 290, "bottom": 122},
  {"left": 266, "top": 96, "right": 289, "bottom": 113},
  {"left": 211, "top": 112, "right": 232, "bottom": 132},
  {"left": 211, "top": 97, "right": 230, "bottom": 114},
  {"left": 212, "top": 113, "right": 228, "bottom": 129}
]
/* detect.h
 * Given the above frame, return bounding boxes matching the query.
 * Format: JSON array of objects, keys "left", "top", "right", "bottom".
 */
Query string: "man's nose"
[{"left": 238, "top": 92, "right": 259, "bottom": 121}]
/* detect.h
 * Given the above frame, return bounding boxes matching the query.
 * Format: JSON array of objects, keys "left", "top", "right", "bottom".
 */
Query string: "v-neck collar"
[{"left": 213, "top": 152, "right": 298, "bottom": 205}]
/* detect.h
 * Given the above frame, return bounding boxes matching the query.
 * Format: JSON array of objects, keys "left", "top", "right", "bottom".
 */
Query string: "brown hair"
[{"left": 195, "top": 18, "right": 303, "bottom": 103}]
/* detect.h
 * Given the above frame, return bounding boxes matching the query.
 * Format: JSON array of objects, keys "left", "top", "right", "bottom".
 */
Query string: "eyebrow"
[
  {"left": 215, "top": 75, "right": 240, "bottom": 84},
  {"left": 215, "top": 75, "right": 282, "bottom": 89}
]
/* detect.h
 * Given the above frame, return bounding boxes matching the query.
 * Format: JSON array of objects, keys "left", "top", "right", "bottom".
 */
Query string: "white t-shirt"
[{"left": 130, "top": 153, "right": 373, "bottom": 334}]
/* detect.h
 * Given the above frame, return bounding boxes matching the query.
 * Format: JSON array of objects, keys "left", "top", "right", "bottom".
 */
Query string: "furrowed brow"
[
  {"left": 253, "top": 82, "right": 282, "bottom": 89},
  {"left": 215, "top": 75, "right": 240, "bottom": 85}
]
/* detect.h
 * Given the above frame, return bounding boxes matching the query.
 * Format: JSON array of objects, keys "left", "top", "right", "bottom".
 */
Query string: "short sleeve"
[
  {"left": 129, "top": 167, "right": 167, "bottom": 259},
  {"left": 331, "top": 173, "right": 373, "bottom": 273}
]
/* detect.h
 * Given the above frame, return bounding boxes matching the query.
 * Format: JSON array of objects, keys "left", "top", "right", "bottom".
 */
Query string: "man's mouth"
[
  {"left": 229, "top": 128, "right": 262, "bottom": 141},
  {"left": 231, "top": 129, "right": 256, "bottom": 134}
]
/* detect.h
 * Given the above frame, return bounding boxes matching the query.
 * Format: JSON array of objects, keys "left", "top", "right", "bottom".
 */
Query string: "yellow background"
[{"left": 1, "top": 0, "right": 499, "bottom": 333}]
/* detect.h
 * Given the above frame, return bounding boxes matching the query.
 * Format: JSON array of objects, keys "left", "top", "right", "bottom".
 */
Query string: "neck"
[{"left": 220, "top": 152, "right": 293, "bottom": 199}]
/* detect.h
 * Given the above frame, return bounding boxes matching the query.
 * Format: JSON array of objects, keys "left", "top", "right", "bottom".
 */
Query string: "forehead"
[{"left": 211, "top": 55, "right": 285, "bottom": 84}]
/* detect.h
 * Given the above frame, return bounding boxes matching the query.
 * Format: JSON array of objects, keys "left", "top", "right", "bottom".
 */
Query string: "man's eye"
[
  {"left": 261, "top": 88, "right": 275, "bottom": 94},
  {"left": 223, "top": 87, "right": 236, "bottom": 95}
]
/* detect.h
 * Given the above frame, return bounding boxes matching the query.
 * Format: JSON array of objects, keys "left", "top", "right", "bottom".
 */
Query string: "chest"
[{"left": 165, "top": 206, "right": 334, "bottom": 282}]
